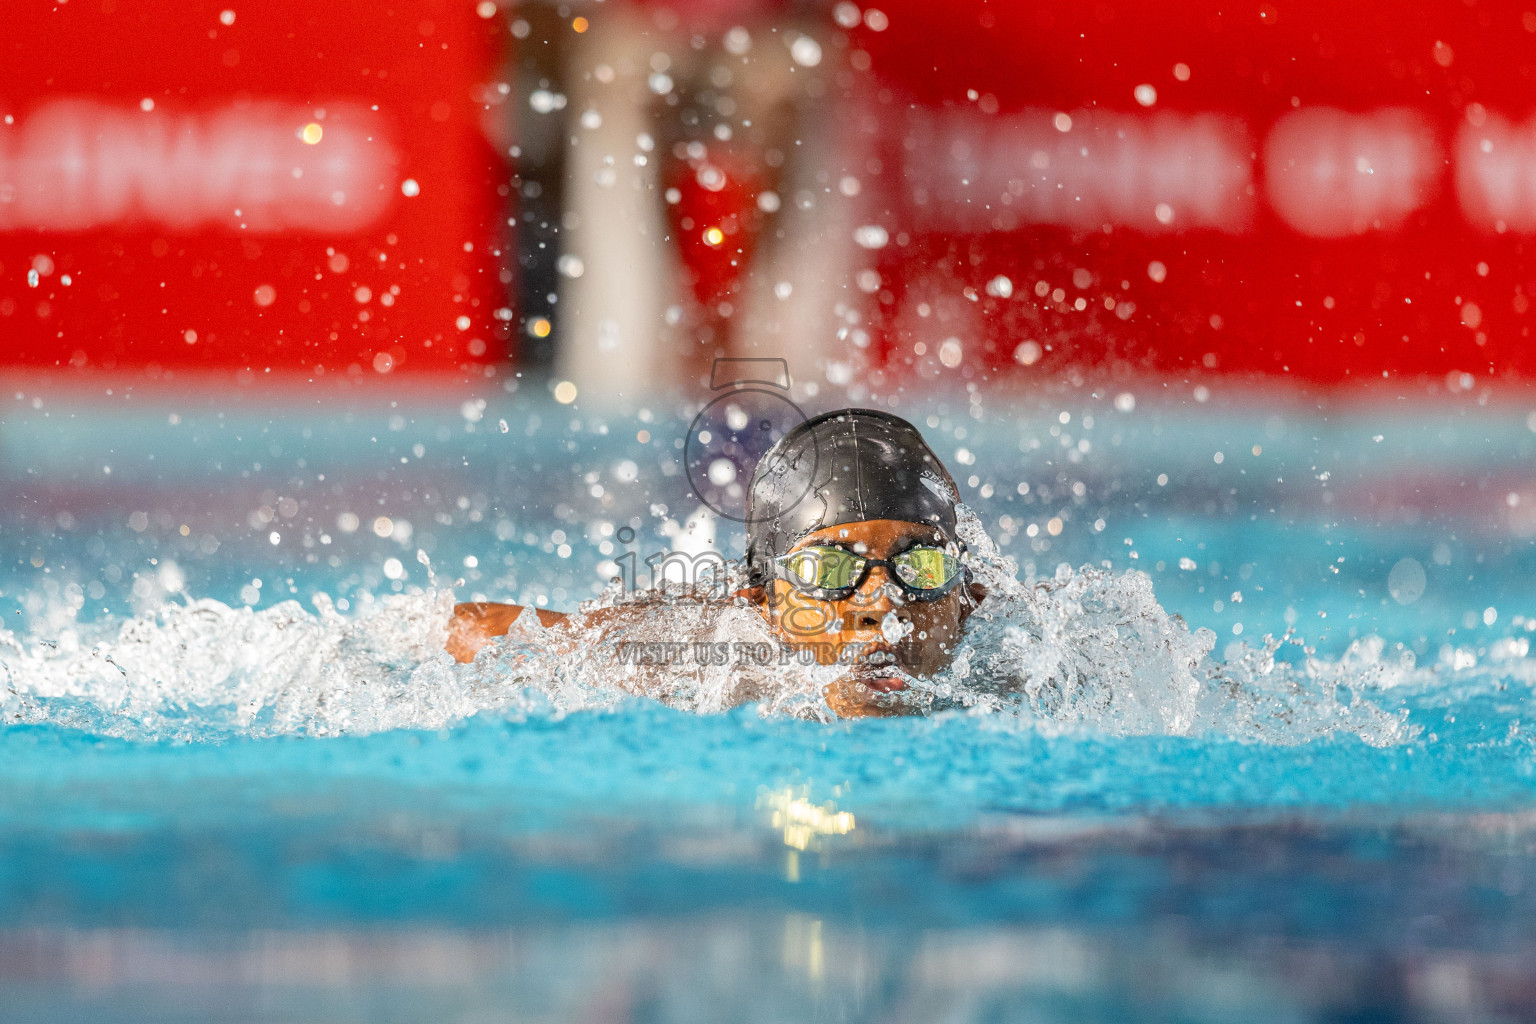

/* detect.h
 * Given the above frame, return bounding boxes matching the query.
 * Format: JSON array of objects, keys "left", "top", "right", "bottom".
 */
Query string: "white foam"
[
  {"left": 0, "top": 512, "right": 1497, "bottom": 746},
  {"left": 0, "top": 590, "right": 497, "bottom": 740}
]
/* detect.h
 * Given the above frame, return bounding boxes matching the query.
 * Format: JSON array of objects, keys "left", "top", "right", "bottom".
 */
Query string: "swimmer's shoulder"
[{"left": 446, "top": 601, "right": 567, "bottom": 663}]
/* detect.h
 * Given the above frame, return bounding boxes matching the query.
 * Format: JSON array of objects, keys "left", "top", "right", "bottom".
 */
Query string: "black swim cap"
[{"left": 745, "top": 408, "right": 962, "bottom": 585}]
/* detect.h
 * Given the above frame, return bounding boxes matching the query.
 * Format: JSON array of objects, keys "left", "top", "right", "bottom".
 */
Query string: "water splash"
[
  {"left": 0, "top": 509, "right": 1518, "bottom": 746},
  {"left": 921, "top": 506, "right": 1419, "bottom": 745},
  {"left": 0, "top": 590, "right": 509, "bottom": 741},
  {"left": 459, "top": 576, "right": 834, "bottom": 720}
]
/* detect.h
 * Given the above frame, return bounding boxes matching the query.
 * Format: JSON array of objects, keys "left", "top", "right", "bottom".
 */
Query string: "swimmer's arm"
[
  {"left": 447, "top": 589, "right": 757, "bottom": 664},
  {"left": 446, "top": 602, "right": 568, "bottom": 663}
]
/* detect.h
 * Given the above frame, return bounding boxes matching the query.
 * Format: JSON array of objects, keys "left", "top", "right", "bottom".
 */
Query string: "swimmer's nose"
[
  {"left": 849, "top": 567, "right": 902, "bottom": 630},
  {"left": 853, "top": 606, "right": 886, "bottom": 630}
]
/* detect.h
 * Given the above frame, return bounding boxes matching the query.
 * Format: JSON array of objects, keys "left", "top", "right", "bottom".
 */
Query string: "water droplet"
[
  {"left": 853, "top": 224, "right": 888, "bottom": 249},
  {"left": 880, "top": 611, "right": 911, "bottom": 645},
  {"left": 789, "top": 35, "right": 822, "bottom": 68}
]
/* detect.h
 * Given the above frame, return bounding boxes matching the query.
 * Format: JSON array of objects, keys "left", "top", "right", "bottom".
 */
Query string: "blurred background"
[{"left": 4, "top": 0, "right": 1533, "bottom": 394}]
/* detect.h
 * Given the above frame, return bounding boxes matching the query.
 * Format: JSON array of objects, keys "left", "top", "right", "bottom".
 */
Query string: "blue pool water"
[{"left": 4, "top": 380, "right": 1536, "bottom": 1021}]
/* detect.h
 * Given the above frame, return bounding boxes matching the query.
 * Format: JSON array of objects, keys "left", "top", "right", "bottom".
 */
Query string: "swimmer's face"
[{"left": 749, "top": 519, "right": 985, "bottom": 718}]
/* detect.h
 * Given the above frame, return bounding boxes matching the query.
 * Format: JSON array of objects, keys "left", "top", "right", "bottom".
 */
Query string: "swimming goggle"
[{"left": 774, "top": 544, "right": 968, "bottom": 602}]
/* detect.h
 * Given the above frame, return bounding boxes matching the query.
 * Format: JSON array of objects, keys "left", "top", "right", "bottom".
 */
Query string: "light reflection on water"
[
  {"left": 4, "top": 815, "right": 1536, "bottom": 1022},
  {"left": 5, "top": 918, "right": 1526, "bottom": 1022}
]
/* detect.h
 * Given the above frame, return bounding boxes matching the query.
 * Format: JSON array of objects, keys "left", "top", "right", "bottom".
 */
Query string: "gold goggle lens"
[
  {"left": 894, "top": 547, "right": 954, "bottom": 589},
  {"left": 781, "top": 547, "right": 861, "bottom": 589}
]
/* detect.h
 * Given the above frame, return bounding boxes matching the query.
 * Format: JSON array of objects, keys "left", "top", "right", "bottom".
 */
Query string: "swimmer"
[{"left": 447, "top": 409, "right": 987, "bottom": 717}]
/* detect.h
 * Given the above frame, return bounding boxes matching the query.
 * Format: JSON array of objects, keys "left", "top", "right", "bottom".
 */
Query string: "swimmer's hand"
[{"left": 446, "top": 602, "right": 569, "bottom": 663}]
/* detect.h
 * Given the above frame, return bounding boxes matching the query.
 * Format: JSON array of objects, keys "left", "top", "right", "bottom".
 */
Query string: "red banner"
[
  {"left": 853, "top": 1, "right": 1536, "bottom": 383},
  {"left": 0, "top": 0, "right": 508, "bottom": 375}
]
